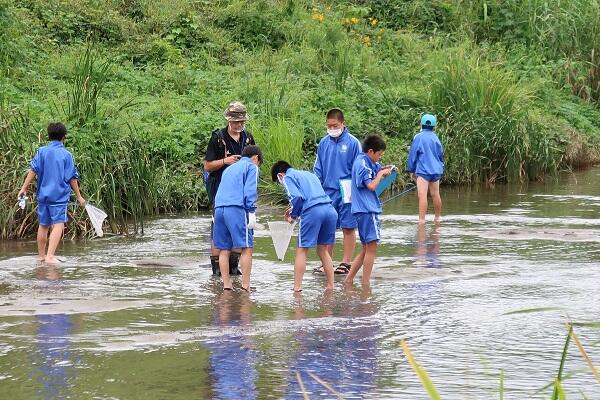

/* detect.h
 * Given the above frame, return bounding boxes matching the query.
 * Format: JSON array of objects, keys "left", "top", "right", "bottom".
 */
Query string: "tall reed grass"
[
  {"left": 251, "top": 117, "right": 305, "bottom": 201},
  {"left": 428, "top": 48, "right": 561, "bottom": 183},
  {"left": 0, "top": 107, "right": 39, "bottom": 239}
]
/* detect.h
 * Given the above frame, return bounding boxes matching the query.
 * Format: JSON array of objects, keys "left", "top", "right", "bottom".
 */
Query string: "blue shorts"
[
  {"left": 38, "top": 203, "right": 68, "bottom": 226},
  {"left": 298, "top": 203, "right": 337, "bottom": 248},
  {"left": 355, "top": 212, "right": 381, "bottom": 245},
  {"left": 326, "top": 189, "right": 357, "bottom": 229},
  {"left": 416, "top": 173, "right": 442, "bottom": 182},
  {"left": 213, "top": 206, "right": 253, "bottom": 250}
]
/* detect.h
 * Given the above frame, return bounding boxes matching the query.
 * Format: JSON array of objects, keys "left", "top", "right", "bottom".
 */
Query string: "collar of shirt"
[{"left": 49, "top": 140, "right": 65, "bottom": 148}]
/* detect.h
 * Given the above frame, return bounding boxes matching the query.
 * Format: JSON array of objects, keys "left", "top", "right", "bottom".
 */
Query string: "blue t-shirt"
[
  {"left": 406, "top": 129, "right": 445, "bottom": 176},
  {"left": 214, "top": 157, "right": 259, "bottom": 212},
  {"left": 281, "top": 168, "right": 331, "bottom": 219},
  {"left": 351, "top": 153, "right": 382, "bottom": 214},
  {"left": 30, "top": 141, "right": 79, "bottom": 205},
  {"left": 313, "top": 128, "right": 361, "bottom": 192}
]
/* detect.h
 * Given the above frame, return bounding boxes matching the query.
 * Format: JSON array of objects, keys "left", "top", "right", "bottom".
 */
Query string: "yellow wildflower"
[
  {"left": 362, "top": 35, "right": 371, "bottom": 46},
  {"left": 312, "top": 13, "right": 325, "bottom": 22},
  {"left": 370, "top": 18, "right": 378, "bottom": 26},
  {"left": 350, "top": 17, "right": 360, "bottom": 24}
]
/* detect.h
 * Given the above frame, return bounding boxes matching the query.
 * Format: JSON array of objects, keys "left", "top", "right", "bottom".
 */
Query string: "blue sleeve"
[
  {"left": 30, "top": 149, "right": 41, "bottom": 173},
  {"left": 313, "top": 142, "right": 324, "bottom": 183},
  {"left": 283, "top": 176, "right": 304, "bottom": 219},
  {"left": 353, "top": 161, "right": 372, "bottom": 188},
  {"left": 244, "top": 164, "right": 258, "bottom": 212},
  {"left": 406, "top": 137, "right": 420, "bottom": 173},
  {"left": 351, "top": 137, "right": 361, "bottom": 159},
  {"left": 65, "top": 153, "right": 79, "bottom": 181}
]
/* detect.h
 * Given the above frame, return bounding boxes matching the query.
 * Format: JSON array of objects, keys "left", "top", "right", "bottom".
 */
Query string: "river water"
[{"left": 1, "top": 169, "right": 599, "bottom": 399}]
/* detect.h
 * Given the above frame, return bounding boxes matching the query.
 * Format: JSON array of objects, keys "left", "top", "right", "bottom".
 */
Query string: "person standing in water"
[
  {"left": 213, "top": 145, "right": 262, "bottom": 292},
  {"left": 313, "top": 108, "right": 361, "bottom": 274},
  {"left": 271, "top": 160, "right": 338, "bottom": 292},
  {"left": 203, "top": 101, "right": 256, "bottom": 275},
  {"left": 406, "top": 113, "right": 444, "bottom": 224},
  {"left": 17, "top": 122, "right": 86, "bottom": 264}
]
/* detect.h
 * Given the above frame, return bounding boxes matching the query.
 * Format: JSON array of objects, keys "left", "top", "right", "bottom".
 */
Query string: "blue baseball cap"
[{"left": 421, "top": 113, "right": 437, "bottom": 127}]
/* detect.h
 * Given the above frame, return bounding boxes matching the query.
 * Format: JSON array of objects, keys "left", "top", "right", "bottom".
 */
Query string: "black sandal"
[
  {"left": 312, "top": 265, "right": 324, "bottom": 275},
  {"left": 334, "top": 263, "right": 351, "bottom": 274}
]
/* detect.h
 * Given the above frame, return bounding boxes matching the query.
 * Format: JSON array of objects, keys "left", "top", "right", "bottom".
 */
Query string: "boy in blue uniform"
[
  {"left": 407, "top": 114, "right": 444, "bottom": 224},
  {"left": 313, "top": 108, "right": 361, "bottom": 274},
  {"left": 17, "top": 123, "right": 85, "bottom": 264},
  {"left": 344, "top": 135, "right": 392, "bottom": 285},
  {"left": 203, "top": 101, "right": 256, "bottom": 276},
  {"left": 271, "top": 161, "right": 338, "bottom": 292},
  {"left": 213, "top": 145, "right": 263, "bottom": 291}
]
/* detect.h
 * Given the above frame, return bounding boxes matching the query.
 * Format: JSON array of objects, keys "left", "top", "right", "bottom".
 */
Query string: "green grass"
[{"left": 2, "top": 0, "right": 600, "bottom": 238}]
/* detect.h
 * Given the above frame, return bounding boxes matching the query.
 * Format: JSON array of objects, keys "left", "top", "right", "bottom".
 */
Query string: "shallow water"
[{"left": 1, "top": 169, "right": 599, "bottom": 399}]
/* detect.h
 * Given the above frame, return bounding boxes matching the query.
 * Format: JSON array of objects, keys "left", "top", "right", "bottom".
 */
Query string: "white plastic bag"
[
  {"left": 268, "top": 221, "right": 295, "bottom": 261},
  {"left": 85, "top": 203, "right": 107, "bottom": 237}
]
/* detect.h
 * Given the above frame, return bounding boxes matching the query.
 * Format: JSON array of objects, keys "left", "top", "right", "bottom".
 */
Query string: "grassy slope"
[{"left": 2, "top": 0, "right": 600, "bottom": 238}]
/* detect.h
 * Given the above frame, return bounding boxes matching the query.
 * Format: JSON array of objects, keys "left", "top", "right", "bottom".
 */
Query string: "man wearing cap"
[
  {"left": 406, "top": 113, "right": 444, "bottom": 224},
  {"left": 203, "top": 101, "right": 256, "bottom": 275}
]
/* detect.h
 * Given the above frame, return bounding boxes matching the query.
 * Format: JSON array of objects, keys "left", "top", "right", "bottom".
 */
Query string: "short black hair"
[
  {"left": 242, "top": 145, "right": 263, "bottom": 164},
  {"left": 47, "top": 122, "right": 67, "bottom": 141},
  {"left": 271, "top": 160, "right": 292, "bottom": 182},
  {"left": 326, "top": 108, "right": 344, "bottom": 122},
  {"left": 422, "top": 125, "right": 435, "bottom": 130},
  {"left": 362, "top": 134, "right": 386, "bottom": 153}
]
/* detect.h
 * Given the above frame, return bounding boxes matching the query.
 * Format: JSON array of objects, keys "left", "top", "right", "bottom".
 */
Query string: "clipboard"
[{"left": 375, "top": 169, "right": 398, "bottom": 196}]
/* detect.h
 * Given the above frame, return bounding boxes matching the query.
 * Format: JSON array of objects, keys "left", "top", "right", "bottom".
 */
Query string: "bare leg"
[
  {"left": 416, "top": 177, "right": 430, "bottom": 224},
  {"left": 219, "top": 249, "right": 232, "bottom": 289},
  {"left": 240, "top": 248, "right": 253, "bottom": 290},
  {"left": 210, "top": 240, "right": 219, "bottom": 257},
  {"left": 317, "top": 245, "right": 334, "bottom": 290},
  {"left": 44, "top": 223, "right": 64, "bottom": 264},
  {"left": 361, "top": 241, "right": 378, "bottom": 285},
  {"left": 294, "top": 247, "right": 308, "bottom": 292},
  {"left": 429, "top": 180, "right": 442, "bottom": 222},
  {"left": 344, "top": 246, "right": 366, "bottom": 284},
  {"left": 341, "top": 228, "right": 356, "bottom": 263},
  {"left": 326, "top": 243, "right": 334, "bottom": 259},
  {"left": 37, "top": 225, "right": 49, "bottom": 261}
]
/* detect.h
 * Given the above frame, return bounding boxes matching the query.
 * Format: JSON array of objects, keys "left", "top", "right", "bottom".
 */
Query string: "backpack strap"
[{"left": 211, "top": 128, "right": 228, "bottom": 159}]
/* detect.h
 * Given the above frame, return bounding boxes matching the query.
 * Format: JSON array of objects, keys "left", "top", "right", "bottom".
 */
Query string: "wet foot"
[{"left": 44, "top": 256, "right": 61, "bottom": 265}]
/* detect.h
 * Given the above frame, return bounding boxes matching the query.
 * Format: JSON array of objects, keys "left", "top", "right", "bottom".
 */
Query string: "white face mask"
[{"left": 327, "top": 128, "right": 343, "bottom": 138}]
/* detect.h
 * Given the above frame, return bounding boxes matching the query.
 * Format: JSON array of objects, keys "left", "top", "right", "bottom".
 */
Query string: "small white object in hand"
[{"left": 18, "top": 195, "right": 28, "bottom": 210}]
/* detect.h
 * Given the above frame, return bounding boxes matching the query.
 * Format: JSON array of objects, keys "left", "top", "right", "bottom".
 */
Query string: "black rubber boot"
[
  {"left": 210, "top": 255, "right": 220, "bottom": 275},
  {"left": 229, "top": 252, "right": 242, "bottom": 276}
]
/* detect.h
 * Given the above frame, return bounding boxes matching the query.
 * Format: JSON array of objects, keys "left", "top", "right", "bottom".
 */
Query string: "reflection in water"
[
  {"left": 33, "top": 266, "right": 73, "bottom": 400},
  {"left": 286, "top": 287, "right": 379, "bottom": 399},
  {"left": 414, "top": 222, "right": 441, "bottom": 268},
  {"left": 206, "top": 291, "right": 257, "bottom": 400}
]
